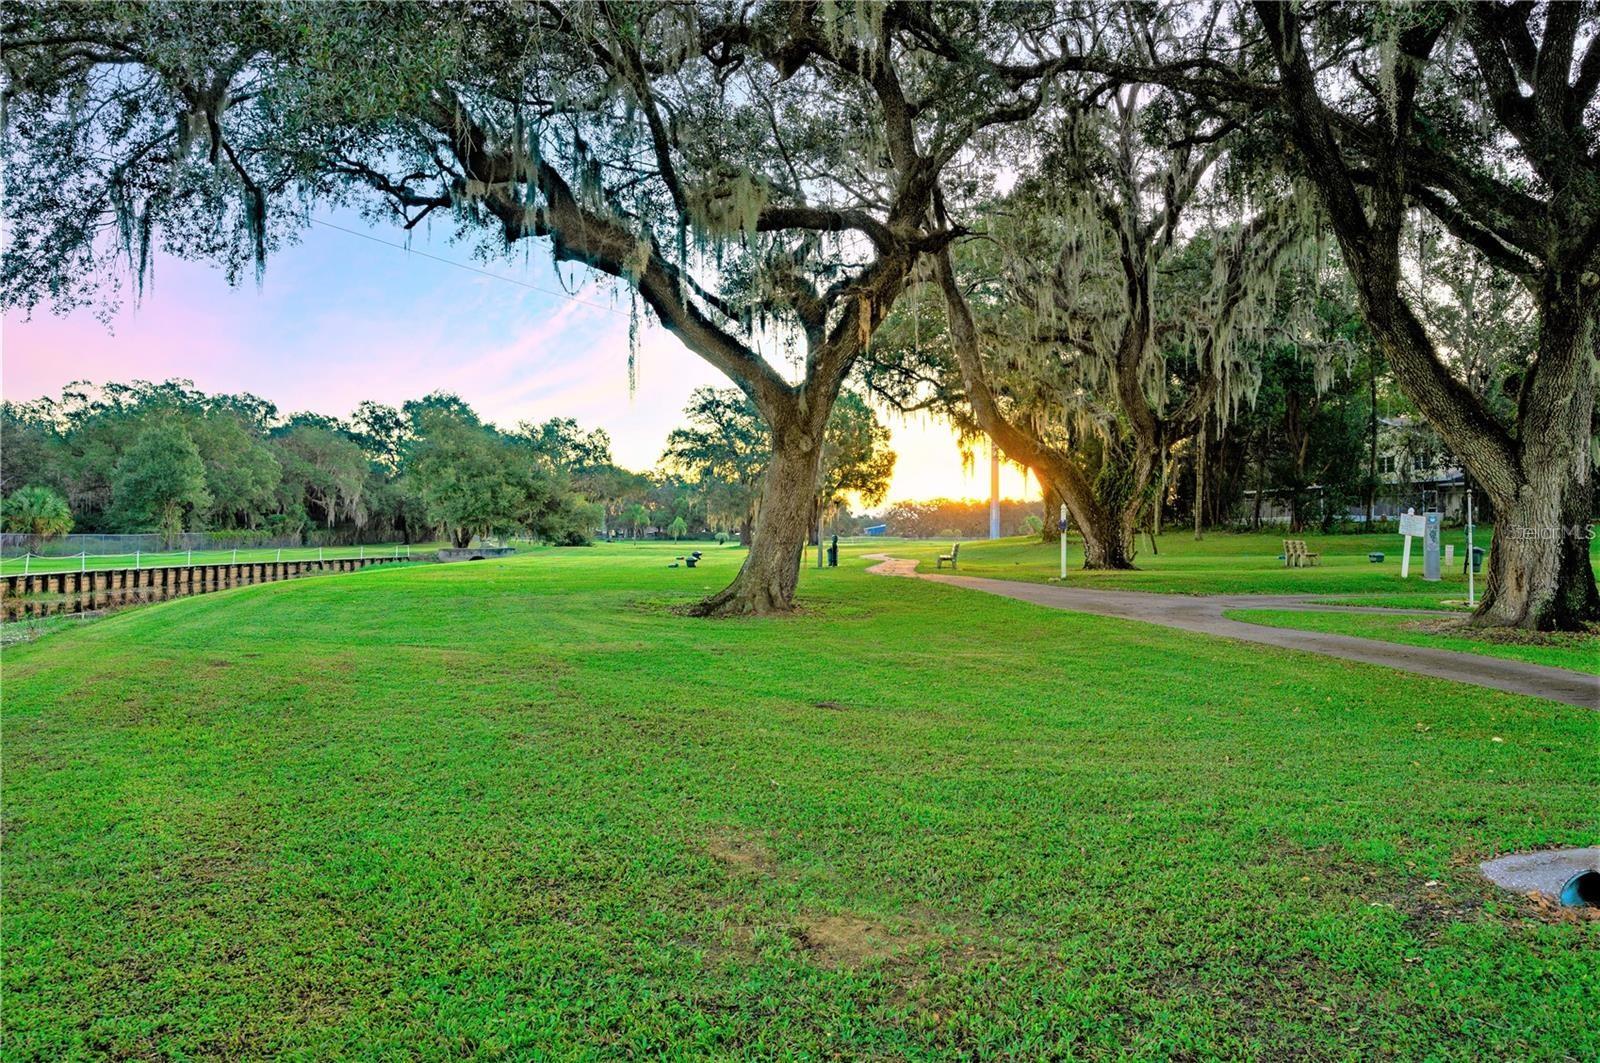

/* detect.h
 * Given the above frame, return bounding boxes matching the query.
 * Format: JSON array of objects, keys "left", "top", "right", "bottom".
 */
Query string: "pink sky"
[{"left": 1, "top": 216, "right": 1030, "bottom": 504}]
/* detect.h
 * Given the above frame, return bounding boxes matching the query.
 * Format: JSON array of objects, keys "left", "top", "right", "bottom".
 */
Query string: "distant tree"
[
  {"left": 522, "top": 417, "right": 613, "bottom": 472},
  {"left": 349, "top": 401, "right": 409, "bottom": 472},
  {"left": 2, "top": 485, "right": 73, "bottom": 547},
  {"left": 622, "top": 503, "right": 649, "bottom": 540},
  {"left": 188, "top": 411, "right": 282, "bottom": 529},
  {"left": 406, "top": 409, "right": 589, "bottom": 547},
  {"left": 662, "top": 389, "right": 769, "bottom": 547},
  {"left": 668, "top": 515, "right": 687, "bottom": 541},
  {"left": 406, "top": 413, "right": 515, "bottom": 548},
  {"left": 111, "top": 421, "right": 211, "bottom": 543},
  {"left": 0, "top": 403, "right": 62, "bottom": 496},
  {"left": 272, "top": 426, "right": 370, "bottom": 531},
  {"left": 403, "top": 393, "right": 480, "bottom": 433}
]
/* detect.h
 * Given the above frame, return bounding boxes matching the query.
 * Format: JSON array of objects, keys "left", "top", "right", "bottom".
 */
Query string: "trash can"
[{"left": 1469, "top": 546, "right": 1485, "bottom": 574}]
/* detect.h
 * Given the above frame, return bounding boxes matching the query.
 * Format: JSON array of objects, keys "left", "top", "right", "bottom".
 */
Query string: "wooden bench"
[
  {"left": 1282, "top": 539, "right": 1321, "bottom": 568},
  {"left": 936, "top": 543, "right": 960, "bottom": 570}
]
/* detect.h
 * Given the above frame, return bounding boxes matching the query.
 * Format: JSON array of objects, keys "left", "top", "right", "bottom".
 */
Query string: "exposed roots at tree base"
[{"left": 685, "top": 585, "right": 796, "bottom": 618}]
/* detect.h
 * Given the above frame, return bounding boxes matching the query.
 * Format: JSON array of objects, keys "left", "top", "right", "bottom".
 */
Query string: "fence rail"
[{"left": 0, "top": 543, "right": 413, "bottom": 577}]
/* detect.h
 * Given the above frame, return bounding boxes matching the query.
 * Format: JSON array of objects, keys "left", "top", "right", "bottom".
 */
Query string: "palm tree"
[{"left": 3, "top": 485, "right": 73, "bottom": 550}]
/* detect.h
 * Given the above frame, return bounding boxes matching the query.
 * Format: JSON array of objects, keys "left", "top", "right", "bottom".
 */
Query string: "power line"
[{"left": 308, "top": 216, "right": 628, "bottom": 316}]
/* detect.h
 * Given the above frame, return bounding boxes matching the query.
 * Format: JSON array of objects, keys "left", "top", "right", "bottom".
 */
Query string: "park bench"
[
  {"left": 1281, "top": 539, "right": 1321, "bottom": 568},
  {"left": 936, "top": 543, "right": 960, "bottom": 570}
]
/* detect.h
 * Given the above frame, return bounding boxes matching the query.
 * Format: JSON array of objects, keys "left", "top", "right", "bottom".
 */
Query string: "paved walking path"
[{"left": 865, "top": 557, "right": 1598, "bottom": 710}]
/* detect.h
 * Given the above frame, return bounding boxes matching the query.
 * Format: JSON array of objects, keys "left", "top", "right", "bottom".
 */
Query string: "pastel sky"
[{"left": 0, "top": 211, "right": 1032, "bottom": 506}]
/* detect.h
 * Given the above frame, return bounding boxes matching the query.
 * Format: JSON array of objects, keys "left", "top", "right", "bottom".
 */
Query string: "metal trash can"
[{"left": 1469, "top": 546, "right": 1485, "bottom": 574}]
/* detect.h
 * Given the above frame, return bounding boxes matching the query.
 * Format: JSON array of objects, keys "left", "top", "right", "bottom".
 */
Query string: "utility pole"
[{"left": 988, "top": 442, "right": 1001, "bottom": 540}]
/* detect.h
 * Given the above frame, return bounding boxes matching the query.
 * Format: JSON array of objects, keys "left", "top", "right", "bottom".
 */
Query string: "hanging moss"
[{"left": 685, "top": 165, "right": 770, "bottom": 238}]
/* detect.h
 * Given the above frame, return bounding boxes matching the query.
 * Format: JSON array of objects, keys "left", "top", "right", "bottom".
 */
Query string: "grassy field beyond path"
[
  {"left": 888, "top": 529, "right": 1525, "bottom": 599},
  {"left": 4, "top": 544, "right": 1595, "bottom": 1059},
  {"left": 886, "top": 531, "right": 1600, "bottom": 672}
]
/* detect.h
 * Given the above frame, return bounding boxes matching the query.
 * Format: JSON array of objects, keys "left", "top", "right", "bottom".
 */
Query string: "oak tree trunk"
[
  {"left": 690, "top": 416, "right": 823, "bottom": 617},
  {"left": 1079, "top": 504, "right": 1136, "bottom": 568},
  {"left": 1475, "top": 477, "right": 1599, "bottom": 629}
]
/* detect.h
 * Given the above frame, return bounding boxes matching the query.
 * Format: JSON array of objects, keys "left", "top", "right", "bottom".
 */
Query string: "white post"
[
  {"left": 135, "top": 550, "right": 140, "bottom": 570},
  {"left": 187, "top": 548, "right": 193, "bottom": 565},
  {"left": 277, "top": 547, "right": 282, "bottom": 562},
  {"left": 1400, "top": 507, "right": 1414, "bottom": 579},
  {"left": 232, "top": 547, "right": 238, "bottom": 563},
  {"left": 319, "top": 546, "right": 324, "bottom": 562},
  {"left": 359, "top": 545, "right": 364, "bottom": 561},
  {"left": 989, "top": 443, "right": 1002, "bottom": 540},
  {"left": 22, "top": 553, "right": 29, "bottom": 576},
  {"left": 1059, "top": 503, "right": 1068, "bottom": 580},
  {"left": 81, "top": 551, "right": 87, "bottom": 573},
  {"left": 1466, "top": 488, "right": 1475, "bottom": 608}
]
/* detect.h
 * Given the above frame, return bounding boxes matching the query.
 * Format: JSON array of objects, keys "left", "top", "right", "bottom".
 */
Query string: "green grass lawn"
[
  {"left": 1224, "top": 608, "right": 1600, "bottom": 676},
  {"left": 4, "top": 544, "right": 1595, "bottom": 1059},
  {"left": 885, "top": 529, "right": 1525, "bottom": 601}
]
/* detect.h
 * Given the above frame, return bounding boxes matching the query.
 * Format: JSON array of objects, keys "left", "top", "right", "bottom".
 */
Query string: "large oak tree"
[
  {"left": 2, "top": 0, "right": 1070, "bottom": 615},
  {"left": 1096, "top": 1, "right": 1600, "bottom": 629}
]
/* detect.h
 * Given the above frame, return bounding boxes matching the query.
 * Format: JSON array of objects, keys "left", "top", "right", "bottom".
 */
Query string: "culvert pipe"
[
  {"left": 1561, "top": 870, "right": 1600, "bottom": 908},
  {"left": 1480, "top": 848, "right": 1600, "bottom": 907}
]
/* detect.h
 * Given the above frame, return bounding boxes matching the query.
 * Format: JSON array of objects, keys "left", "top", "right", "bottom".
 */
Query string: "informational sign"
[{"left": 1399, "top": 508, "right": 1420, "bottom": 578}]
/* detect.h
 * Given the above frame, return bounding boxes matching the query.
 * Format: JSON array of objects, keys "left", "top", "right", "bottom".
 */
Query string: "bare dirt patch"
[
  {"left": 794, "top": 913, "right": 937, "bottom": 967},
  {"left": 706, "top": 833, "right": 779, "bottom": 875}
]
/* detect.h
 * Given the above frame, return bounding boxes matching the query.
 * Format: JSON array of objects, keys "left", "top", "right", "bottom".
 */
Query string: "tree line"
[
  {"left": 2, "top": 2, "right": 1593, "bottom": 628},
  {"left": 1, "top": 378, "right": 896, "bottom": 551},
  {"left": 1, "top": 381, "right": 600, "bottom": 547}
]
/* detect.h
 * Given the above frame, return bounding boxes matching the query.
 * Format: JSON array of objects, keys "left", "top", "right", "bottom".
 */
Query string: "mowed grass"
[
  {"left": 3, "top": 544, "right": 1596, "bottom": 1059},
  {"left": 883, "top": 531, "right": 1600, "bottom": 670},
  {"left": 889, "top": 529, "right": 1516, "bottom": 599},
  {"left": 1225, "top": 609, "right": 1600, "bottom": 676}
]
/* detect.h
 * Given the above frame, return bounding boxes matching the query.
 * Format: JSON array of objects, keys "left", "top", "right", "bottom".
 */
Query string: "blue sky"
[{"left": 2, "top": 210, "right": 1030, "bottom": 503}]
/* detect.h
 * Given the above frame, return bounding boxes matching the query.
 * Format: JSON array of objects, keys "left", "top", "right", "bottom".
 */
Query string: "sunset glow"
[{"left": 0, "top": 214, "right": 1024, "bottom": 507}]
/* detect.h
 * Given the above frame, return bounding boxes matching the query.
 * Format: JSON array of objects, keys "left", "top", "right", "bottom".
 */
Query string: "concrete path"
[{"left": 865, "top": 557, "right": 1598, "bottom": 710}]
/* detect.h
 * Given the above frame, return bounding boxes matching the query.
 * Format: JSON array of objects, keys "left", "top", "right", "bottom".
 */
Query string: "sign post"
[
  {"left": 1398, "top": 508, "right": 1424, "bottom": 578},
  {"left": 1058, "top": 504, "right": 1069, "bottom": 580},
  {"left": 1466, "top": 487, "right": 1476, "bottom": 607}
]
